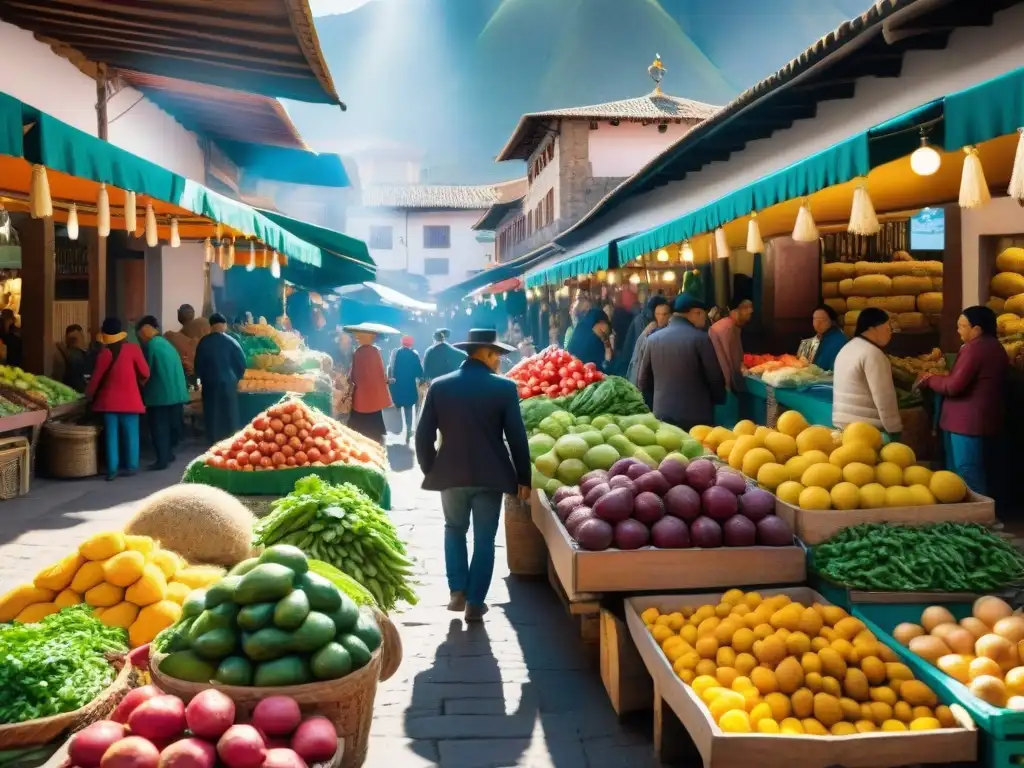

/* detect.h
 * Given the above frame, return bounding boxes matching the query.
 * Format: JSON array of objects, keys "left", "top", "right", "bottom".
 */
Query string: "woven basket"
[
  {"left": 151, "top": 651, "right": 380, "bottom": 768},
  {"left": 43, "top": 422, "right": 100, "bottom": 478},
  {"left": 0, "top": 655, "right": 137, "bottom": 749},
  {"left": 503, "top": 494, "right": 546, "bottom": 576},
  {"left": 374, "top": 608, "right": 403, "bottom": 683},
  {"left": 0, "top": 448, "right": 22, "bottom": 500},
  {"left": 765, "top": 385, "right": 780, "bottom": 429},
  {"left": 235, "top": 495, "right": 280, "bottom": 518}
]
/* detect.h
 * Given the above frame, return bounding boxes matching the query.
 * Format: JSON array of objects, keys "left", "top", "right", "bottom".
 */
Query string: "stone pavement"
[{"left": 0, "top": 440, "right": 662, "bottom": 768}]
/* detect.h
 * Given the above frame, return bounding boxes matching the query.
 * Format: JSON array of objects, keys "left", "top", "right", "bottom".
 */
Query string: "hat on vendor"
[
  {"left": 99, "top": 317, "right": 126, "bottom": 345},
  {"left": 453, "top": 328, "right": 516, "bottom": 354},
  {"left": 433, "top": 328, "right": 451, "bottom": 341},
  {"left": 342, "top": 322, "right": 400, "bottom": 336},
  {"left": 672, "top": 293, "right": 707, "bottom": 313}
]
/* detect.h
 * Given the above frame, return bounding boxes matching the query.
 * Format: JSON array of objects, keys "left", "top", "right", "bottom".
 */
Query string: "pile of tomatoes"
[
  {"left": 507, "top": 346, "right": 605, "bottom": 400},
  {"left": 204, "top": 400, "right": 386, "bottom": 472}
]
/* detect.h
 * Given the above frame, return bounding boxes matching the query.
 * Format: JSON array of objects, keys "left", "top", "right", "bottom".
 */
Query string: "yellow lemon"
[
  {"left": 651, "top": 625, "right": 674, "bottom": 644},
  {"left": 880, "top": 442, "right": 916, "bottom": 468},
  {"left": 830, "top": 482, "right": 860, "bottom": 510},
  {"left": 756, "top": 718, "right": 780, "bottom": 733},
  {"left": 764, "top": 432, "right": 798, "bottom": 463},
  {"left": 796, "top": 426, "right": 835, "bottom": 455},
  {"left": 718, "top": 709, "right": 752, "bottom": 732},
  {"left": 641, "top": 607, "right": 660, "bottom": 625},
  {"left": 843, "top": 422, "right": 882, "bottom": 451},
  {"left": 858, "top": 483, "right": 887, "bottom": 509},
  {"left": 908, "top": 484, "right": 937, "bottom": 505},
  {"left": 829, "top": 443, "right": 877, "bottom": 469},
  {"left": 842, "top": 462, "right": 875, "bottom": 487},
  {"left": 931, "top": 471, "right": 968, "bottom": 503},
  {"left": 776, "top": 481, "right": 804, "bottom": 506},
  {"left": 801, "top": 463, "right": 843, "bottom": 491},
  {"left": 692, "top": 675, "right": 719, "bottom": 697},
  {"left": 875, "top": 462, "right": 904, "bottom": 488},
  {"left": 884, "top": 486, "right": 915, "bottom": 508},
  {"left": 757, "top": 463, "right": 789, "bottom": 491},
  {"left": 798, "top": 486, "right": 831, "bottom": 511},
  {"left": 784, "top": 455, "right": 817, "bottom": 482},
  {"left": 903, "top": 465, "right": 933, "bottom": 487},
  {"left": 777, "top": 410, "right": 809, "bottom": 438},
  {"left": 733, "top": 419, "right": 757, "bottom": 437}
]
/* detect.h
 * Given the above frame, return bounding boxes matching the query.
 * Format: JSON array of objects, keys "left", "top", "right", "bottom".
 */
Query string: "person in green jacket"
[{"left": 136, "top": 316, "right": 190, "bottom": 470}]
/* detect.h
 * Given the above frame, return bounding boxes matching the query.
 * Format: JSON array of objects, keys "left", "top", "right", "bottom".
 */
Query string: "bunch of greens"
[
  {"left": 253, "top": 476, "right": 416, "bottom": 612},
  {"left": 0, "top": 605, "right": 128, "bottom": 724}
]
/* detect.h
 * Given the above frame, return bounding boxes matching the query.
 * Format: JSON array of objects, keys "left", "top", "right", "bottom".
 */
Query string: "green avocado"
[
  {"left": 273, "top": 590, "right": 311, "bottom": 630},
  {"left": 350, "top": 612, "right": 382, "bottom": 652},
  {"left": 241, "top": 627, "right": 294, "bottom": 662},
  {"left": 234, "top": 564, "right": 296, "bottom": 605},
  {"left": 295, "top": 571, "right": 342, "bottom": 612},
  {"left": 326, "top": 594, "right": 359, "bottom": 635},
  {"left": 214, "top": 655, "right": 254, "bottom": 686},
  {"left": 253, "top": 656, "right": 311, "bottom": 687},
  {"left": 192, "top": 627, "right": 238, "bottom": 660},
  {"left": 289, "top": 611, "right": 336, "bottom": 653},
  {"left": 204, "top": 576, "right": 242, "bottom": 608},
  {"left": 258, "top": 545, "right": 309, "bottom": 574},
  {"left": 159, "top": 651, "right": 216, "bottom": 683},
  {"left": 228, "top": 557, "right": 260, "bottom": 577},
  {"left": 337, "top": 635, "right": 372, "bottom": 671},
  {"left": 237, "top": 602, "right": 276, "bottom": 632},
  {"left": 310, "top": 642, "right": 353, "bottom": 680}
]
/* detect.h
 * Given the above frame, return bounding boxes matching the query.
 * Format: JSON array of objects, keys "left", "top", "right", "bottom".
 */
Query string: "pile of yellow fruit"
[
  {"left": 895, "top": 596, "right": 1024, "bottom": 709},
  {"left": 0, "top": 531, "right": 224, "bottom": 647},
  {"left": 642, "top": 590, "right": 958, "bottom": 735},
  {"left": 887, "top": 349, "right": 946, "bottom": 376},
  {"left": 690, "top": 414, "right": 968, "bottom": 511},
  {"left": 239, "top": 369, "right": 315, "bottom": 393}
]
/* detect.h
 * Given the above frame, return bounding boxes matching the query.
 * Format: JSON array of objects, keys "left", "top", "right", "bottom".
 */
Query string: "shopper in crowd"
[
  {"left": 832, "top": 308, "right": 902, "bottom": 436},
  {"left": 916, "top": 306, "right": 1008, "bottom": 494},
  {"left": 194, "top": 313, "right": 246, "bottom": 444},
  {"left": 1, "top": 309, "right": 22, "bottom": 368},
  {"left": 333, "top": 331, "right": 354, "bottom": 375},
  {"left": 165, "top": 304, "right": 209, "bottom": 385},
  {"left": 346, "top": 323, "right": 393, "bottom": 446},
  {"left": 388, "top": 335, "right": 424, "bottom": 443},
  {"left": 135, "top": 316, "right": 189, "bottom": 470},
  {"left": 567, "top": 308, "right": 614, "bottom": 369},
  {"left": 53, "top": 324, "right": 91, "bottom": 392},
  {"left": 627, "top": 296, "right": 671, "bottom": 407},
  {"left": 423, "top": 328, "right": 467, "bottom": 381},
  {"left": 611, "top": 289, "right": 638, "bottom": 363},
  {"left": 415, "top": 328, "right": 531, "bottom": 623},
  {"left": 709, "top": 298, "right": 754, "bottom": 394},
  {"left": 799, "top": 304, "right": 848, "bottom": 371},
  {"left": 562, "top": 296, "right": 591, "bottom": 349},
  {"left": 621, "top": 295, "right": 665, "bottom": 377},
  {"left": 86, "top": 318, "right": 150, "bottom": 481},
  {"left": 638, "top": 294, "right": 725, "bottom": 430}
]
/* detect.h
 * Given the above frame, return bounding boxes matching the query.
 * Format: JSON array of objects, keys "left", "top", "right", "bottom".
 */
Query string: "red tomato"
[
  {"left": 274, "top": 433, "right": 287, "bottom": 446},
  {"left": 231, "top": 439, "right": 244, "bottom": 452},
  {"left": 519, "top": 387, "right": 531, "bottom": 398},
  {"left": 280, "top": 413, "right": 292, "bottom": 424},
  {"left": 295, "top": 451, "right": 308, "bottom": 465},
  {"left": 584, "top": 362, "right": 597, "bottom": 371},
  {"left": 298, "top": 429, "right": 310, "bottom": 440},
  {"left": 236, "top": 452, "right": 250, "bottom": 466},
  {"left": 242, "top": 440, "right": 257, "bottom": 453},
  {"left": 531, "top": 386, "right": 542, "bottom": 395},
  {"left": 281, "top": 445, "right": 295, "bottom": 458},
  {"left": 262, "top": 428, "right": 275, "bottom": 442},
  {"left": 224, "top": 450, "right": 236, "bottom": 460},
  {"left": 288, "top": 436, "right": 302, "bottom": 450},
  {"left": 285, "top": 456, "right": 297, "bottom": 466},
  {"left": 567, "top": 360, "right": 581, "bottom": 372},
  {"left": 242, "top": 463, "right": 254, "bottom": 472},
  {"left": 303, "top": 439, "right": 317, "bottom": 453},
  {"left": 311, "top": 424, "right": 330, "bottom": 438},
  {"left": 572, "top": 371, "right": 583, "bottom": 381},
  {"left": 272, "top": 452, "right": 286, "bottom": 467},
  {"left": 269, "top": 418, "right": 284, "bottom": 432},
  {"left": 248, "top": 450, "right": 262, "bottom": 464},
  {"left": 259, "top": 442, "right": 276, "bottom": 456},
  {"left": 324, "top": 450, "right": 337, "bottom": 464},
  {"left": 284, "top": 424, "right": 298, "bottom": 437},
  {"left": 260, "top": 456, "right": 273, "bottom": 468},
  {"left": 558, "top": 367, "right": 568, "bottom": 378},
  {"left": 575, "top": 379, "right": 586, "bottom": 389},
  {"left": 226, "top": 459, "right": 239, "bottom": 471},
  {"left": 281, "top": 401, "right": 297, "bottom": 414},
  {"left": 253, "top": 416, "right": 269, "bottom": 431}
]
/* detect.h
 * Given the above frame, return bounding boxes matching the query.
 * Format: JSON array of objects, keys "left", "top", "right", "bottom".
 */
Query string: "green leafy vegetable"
[{"left": 307, "top": 559, "right": 377, "bottom": 607}]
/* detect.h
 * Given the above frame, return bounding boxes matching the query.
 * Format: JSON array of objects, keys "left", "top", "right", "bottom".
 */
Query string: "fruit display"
[
  {"left": 888, "top": 349, "right": 947, "bottom": 390},
  {"left": 744, "top": 354, "right": 807, "bottom": 374},
  {"left": 758, "top": 364, "right": 830, "bottom": 389},
  {"left": 988, "top": 247, "right": 1024, "bottom": 364},
  {"left": 154, "top": 545, "right": 383, "bottom": 687},
  {"left": 239, "top": 370, "right": 317, "bottom": 394},
  {"left": 0, "top": 365, "right": 82, "bottom": 406},
  {"left": 894, "top": 596, "right": 1024, "bottom": 708},
  {"left": 551, "top": 456, "right": 794, "bottom": 552},
  {"left": 507, "top": 346, "right": 605, "bottom": 400},
  {"left": 520, "top": 376, "right": 648, "bottom": 429},
  {"left": 229, "top": 332, "right": 281, "bottom": 367},
  {"left": 813, "top": 523, "right": 1024, "bottom": 593},
  {"left": 0, "top": 530, "right": 225, "bottom": 647},
  {"left": 528, "top": 410, "right": 705, "bottom": 495},
  {"left": 692, "top": 416, "right": 970, "bottom": 510},
  {"left": 822, "top": 258, "right": 943, "bottom": 335},
  {"left": 0, "top": 605, "right": 128, "bottom": 725},
  {"left": 67, "top": 687, "right": 340, "bottom": 768},
  {"left": 0, "top": 394, "right": 26, "bottom": 416},
  {"left": 239, "top": 319, "right": 301, "bottom": 351},
  {"left": 640, "top": 590, "right": 958, "bottom": 735},
  {"left": 253, "top": 477, "right": 417, "bottom": 611}
]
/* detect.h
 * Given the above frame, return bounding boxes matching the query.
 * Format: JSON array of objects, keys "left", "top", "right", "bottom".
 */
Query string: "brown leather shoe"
[
  {"left": 448, "top": 591, "right": 466, "bottom": 611},
  {"left": 465, "top": 603, "right": 489, "bottom": 623}
]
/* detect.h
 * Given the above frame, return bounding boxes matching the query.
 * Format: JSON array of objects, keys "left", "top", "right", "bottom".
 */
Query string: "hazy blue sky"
[{"left": 309, "top": 0, "right": 374, "bottom": 15}]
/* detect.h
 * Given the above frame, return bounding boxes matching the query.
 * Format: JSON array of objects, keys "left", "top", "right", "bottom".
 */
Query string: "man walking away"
[
  {"left": 638, "top": 294, "right": 726, "bottom": 431},
  {"left": 194, "top": 313, "right": 246, "bottom": 444},
  {"left": 422, "top": 328, "right": 467, "bottom": 381},
  {"left": 415, "top": 329, "right": 532, "bottom": 623},
  {"left": 389, "top": 335, "right": 423, "bottom": 443},
  {"left": 136, "top": 316, "right": 189, "bottom": 469}
]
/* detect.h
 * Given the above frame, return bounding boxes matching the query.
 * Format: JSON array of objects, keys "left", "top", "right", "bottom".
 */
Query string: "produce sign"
[
  {"left": 0, "top": 604, "right": 128, "bottom": 724},
  {"left": 640, "top": 591, "right": 957, "bottom": 734},
  {"left": 253, "top": 476, "right": 417, "bottom": 612},
  {"left": 0, "top": 365, "right": 81, "bottom": 406},
  {"left": 521, "top": 376, "right": 648, "bottom": 429},
  {"left": 529, "top": 410, "right": 704, "bottom": 495},
  {"left": 68, "top": 688, "right": 340, "bottom": 768},
  {"left": 694, "top": 415, "right": 970, "bottom": 511},
  {"left": 507, "top": 346, "right": 605, "bottom": 400},
  {"left": 154, "top": 545, "right": 382, "bottom": 687},
  {"left": 552, "top": 456, "right": 793, "bottom": 552},
  {"left": 812, "top": 523, "right": 1024, "bottom": 592},
  {"left": 0, "top": 531, "right": 224, "bottom": 648},
  {"left": 894, "top": 596, "right": 1024, "bottom": 709}
]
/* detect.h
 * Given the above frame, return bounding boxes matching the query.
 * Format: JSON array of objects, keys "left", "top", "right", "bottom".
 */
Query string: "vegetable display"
[
  {"left": 237, "top": 320, "right": 301, "bottom": 351},
  {"left": 507, "top": 346, "right": 605, "bottom": 400},
  {"left": 252, "top": 477, "right": 416, "bottom": 612},
  {"left": 642, "top": 590, "right": 957, "bottom": 735},
  {"left": 238, "top": 370, "right": 318, "bottom": 394},
  {"left": 559, "top": 376, "right": 648, "bottom": 418},
  {"left": 155, "top": 545, "right": 382, "bottom": 687},
  {"left": 0, "top": 366, "right": 82, "bottom": 406},
  {"left": 894, "top": 596, "right": 1024, "bottom": 709},
  {"left": 812, "top": 523, "right": 1024, "bottom": 592},
  {"left": 552, "top": 456, "right": 794, "bottom": 552},
  {"left": 68, "top": 687, "right": 339, "bottom": 768},
  {"left": 0, "top": 604, "right": 128, "bottom": 724},
  {"left": 0, "top": 531, "right": 224, "bottom": 647},
  {"left": 693, "top": 415, "right": 970, "bottom": 510}
]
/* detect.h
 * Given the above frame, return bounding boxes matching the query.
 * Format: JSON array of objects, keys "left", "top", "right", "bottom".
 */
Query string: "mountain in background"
[{"left": 287, "top": 0, "right": 870, "bottom": 184}]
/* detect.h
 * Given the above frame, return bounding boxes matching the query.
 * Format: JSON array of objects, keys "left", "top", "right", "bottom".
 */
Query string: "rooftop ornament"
[{"left": 648, "top": 54, "right": 666, "bottom": 96}]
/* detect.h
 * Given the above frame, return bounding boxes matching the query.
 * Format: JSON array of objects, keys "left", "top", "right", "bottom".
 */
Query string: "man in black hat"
[
  {"left": 422, "top": 327, "right": 467, "bottom": 382},
  {"left": 194, "top": 313, "right": 247, "bottom": 444},
  {"left": 415, "top": 328, "right": 531, "bottom": 622},
  {"left": 637, "top": 294, "right": 726, "bottom": 431}
]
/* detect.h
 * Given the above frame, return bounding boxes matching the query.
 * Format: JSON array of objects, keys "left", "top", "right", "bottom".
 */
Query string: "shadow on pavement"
[{"left": 387, "top": 444, "right": 416, "bottom": 473}]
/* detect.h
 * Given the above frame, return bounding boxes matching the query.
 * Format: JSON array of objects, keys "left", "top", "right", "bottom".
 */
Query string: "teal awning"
[
  {"left": 257, "top": 209, "right": 374, "bottom": 290},
  {"left": 525, "top": 244, "right": 612, "bottom": 289},
  {"left": 0, "top": 92, "right": 24, "bottom": 160},
  {"left": 258, "top": 209, "right": 372, "bottom": 268},
  {"left": 220, "top": 140, "right": 350, "bottom": 188},
  {"left": 437, "top": 246, "right": 558, "bottom": 304},
  {"left": 943, "top": 67, "right": 1024, "bottom": 150}
]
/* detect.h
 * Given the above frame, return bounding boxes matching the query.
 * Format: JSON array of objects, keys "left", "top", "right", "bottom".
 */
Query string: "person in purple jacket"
[{"left": 916, "top": 306, "right": 1008, "bottom": 494}]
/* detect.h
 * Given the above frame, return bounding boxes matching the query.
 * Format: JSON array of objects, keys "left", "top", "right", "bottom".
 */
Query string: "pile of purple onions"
[{"left": 550, "top": 456, "right": 795, "bottom": 552}]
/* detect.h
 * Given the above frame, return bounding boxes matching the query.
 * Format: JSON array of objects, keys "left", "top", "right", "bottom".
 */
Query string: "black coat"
[{"left": 415, "top": 358, "right": 531, "bottom": 494}]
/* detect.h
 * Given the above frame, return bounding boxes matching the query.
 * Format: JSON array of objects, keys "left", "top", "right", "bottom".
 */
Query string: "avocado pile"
[{"left": 156, "top": 545, "right": 382, "bottom": 687}]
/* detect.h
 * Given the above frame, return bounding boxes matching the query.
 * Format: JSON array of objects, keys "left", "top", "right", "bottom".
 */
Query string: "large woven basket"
[
  {"left": 374, "top": 607, "right": 403, "bottom": 683},
  {"left": 503, "top": 494, "right": 546, "bottom": 576},
  {"left": 43, "top": 422, "right": 100, "bottom": 478},
  {"left": 151, "top": 651, "right": 381, "bottom": 768},
  {"left": 235, "top": 495, "right": 280, "bottom": 518},
  {"left": 0, "top": 654, "right": 137, "bottom": 749}
]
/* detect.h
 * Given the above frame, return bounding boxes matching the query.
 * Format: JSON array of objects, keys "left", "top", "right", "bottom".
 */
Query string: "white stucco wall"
[
  {"left": 159, "top": 243, "right": 206, "bottom": 332},
  {"left": 588, "top": 121, "right": 692, "bottom": 178},
  {"left": 524, "top": 137, "right": 560, "bottom": 221},
  {"left": 0, "top": 20, "right": 205, "bottom": 180},
  {"left": 346, "top": 208, "right": 492, "bottom": 293}
]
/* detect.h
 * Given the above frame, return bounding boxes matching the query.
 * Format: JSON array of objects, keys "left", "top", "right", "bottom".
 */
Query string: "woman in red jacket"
[
  {"left": 86, "top": 318, "right": 150, "bottom": 480},
  {"left": 917, "top": 306, "right": 1008, "bottom": 494}
]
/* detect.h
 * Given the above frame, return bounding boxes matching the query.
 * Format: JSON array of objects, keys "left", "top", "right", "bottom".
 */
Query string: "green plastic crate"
[{"left": 854, "top": 602, "right": 1024, "bottom": 738}]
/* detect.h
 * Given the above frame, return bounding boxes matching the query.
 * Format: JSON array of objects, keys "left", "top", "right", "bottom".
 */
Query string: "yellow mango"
[
  {"left": 15, "top": 602, "right": 59, "bottom": 623},
  {"left": 125, "top": 564, "right": 168, "bottom": 607},
  {"left": 148, "top": 549, "right": 184, "bottom": 580},
  {"left": 103, "top": 551, "right": 146, "bottom": 588},
  {"left": 85, "top": 582, "right": 124, "bottom": 608},
  {"left": 100, "top": 601, "right": 140, "bottom": 629},
  {"left": 0, "top": 585, "right": 56, "bottom": 622},
  {"left": 70, "top": 560, "right": 107, "bottom": 593},
  {"left": 33, "top": 552, "right": 86, "bottom": 592},
  {"left": 79, "top": 531, "right": 126, "bottom": 561},
  {"left": 124, "top": 535, "right": 156, "bottom": 556},
  {"left": 129, "top": 600, "right": 182, "bottom": 648},
  {"left": 54, "top": 589, "right": 81, "bottom": 608}
]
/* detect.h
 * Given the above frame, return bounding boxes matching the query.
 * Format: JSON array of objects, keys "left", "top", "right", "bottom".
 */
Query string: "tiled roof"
[
  {"left": 360, "top": 185, "right": 502, "bottom": 210},
  {"left": 472, "top": 197, "right": 525, "bottom": 231},
  {"left": 497, "top": 91, "right": 720, "bottom": 161}
]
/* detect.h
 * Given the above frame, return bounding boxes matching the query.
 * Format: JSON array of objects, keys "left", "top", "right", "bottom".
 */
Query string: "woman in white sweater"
[{"left": 832, "top": 308, "right": 903, "bottom": 435}]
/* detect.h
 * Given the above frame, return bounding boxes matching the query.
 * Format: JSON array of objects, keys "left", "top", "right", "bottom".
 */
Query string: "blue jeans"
[
  {"left": 944, "top": 431, "right": 987, "bottom": 495},
  {"left": 440, "top": 487, "right": 503, "bottom": 607},
  {"left": 104, "top": 413, "right": 140, "bottom": 477},
  {"left": 400, "top": 404, "right": 415, "bottom": 435}
]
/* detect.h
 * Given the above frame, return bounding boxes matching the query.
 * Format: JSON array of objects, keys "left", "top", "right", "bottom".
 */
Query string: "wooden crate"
[
  {"left": 775, "top": 491, "right": 995, "bottom": 546},
  {"left": 624, "top": 588, "right": 979, "bottom": 768},
  {"left": 599, "top": 608, "right": 653, "bottom": 718},
  {"left": 546, "top": 555, "right": 601, "bottom": 644},
  {"left": 531, "top": 490, "right": 806, "bottom": 598}
]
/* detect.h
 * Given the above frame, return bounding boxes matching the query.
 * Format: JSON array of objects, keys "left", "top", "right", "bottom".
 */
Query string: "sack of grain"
[
  {"left": 1004, "top": 293, "right": 1024, "bottom": 315},
  {"left": 917, "top": 260, "right": 944, "bottom": 277},
  {"left": 846, "top": 296, "right": 868, "bottom": 311},
  {"left": 987, "top": 296, "right": 1007, "bottom": 314},
  {"left": 845, "top": 310, "right": 861, "bottom": 328},
  {"left": 996, "top": 247, "right": 1024, "bottom": 275},
  {"left": 851, "top": 274, "right": 892, "bottom": 296},
  {"left": 896, "top": 312, "right": 928, "bottom": 331},
  {"left": 892, "top": 275, "right": 934, "bottom": 295},
  {"left": 822, "top": 262, "right": 856, "bottom": 281},
  {"left": 867, "top": 295, "right": 917, "bottom": 313},
  {"left": 822, "top": 281, "right": 840, "bottom": 298},
  {"left": 838, "top": 278, "right": 855, "bottom": 296},
  {"left": 824, "top": 298, "right": 847, "bottom": 315},
  {"left": 916, "top": 292, "right": 943, "bottom": 314},
  {"left": 854, "top": 261, "right": 885, "bottom": 276},
  {"left": 991, "top": 272, "right": 1024, "bottom": 299},
  {"left": 932, "top": 277, "right": 943, "bottom": 291}
]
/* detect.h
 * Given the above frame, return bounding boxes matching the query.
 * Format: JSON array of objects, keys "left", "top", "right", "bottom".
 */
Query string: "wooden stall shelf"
[
  {"left": 546, "top": 555, "right": 600, "bottom": 645},
  {"left": 599, "top": 608, "right": 653, "bottom": 718},
  {"left": 625, "top": 588, "right": 978, "bottom": 768}
]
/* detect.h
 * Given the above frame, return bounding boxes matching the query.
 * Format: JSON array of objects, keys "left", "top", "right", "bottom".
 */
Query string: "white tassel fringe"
[
  {"left": 270, "top": 251, "right": 281, "bottom": 279},
  {"left": 66, "top": 204, "right": 79, "bottom": 241},
  {"left": 714, "top": 227, "right": 730, "bottom": 260},
  {"left": 144, "top": 202, "right": 158, "bottom": 247},
  {"left": 125, "top": 190, "right": 137, "bottom": 234},
  {"left": 247, "top": 240, "right": 256, "bottom": 271},
  {"left": 29, "top": 165, "right": 52, "bottom": 219},
  {"left": 97, "top": 184, "right": 111, "bottom": 237},
  {"left": 792, "top": 202, "right": 819, "bottom": 243},
  {"left": 848, "top": 184, "right": 880, "bottom": 235},
  {"left": 746, "top": 215, "right": 764, "bottom": 254},
  {"left": 169, "top": 218, "right": 180, "bottom": 248},
  {"left": 203, "top": 238, "right": 213, "bottom": 263},
  {"left": 1008, "top": 129, "right": 1024, "bottom": 203},
  {"left": 959, "top": 146, "right": 991, "bottom": 209}
]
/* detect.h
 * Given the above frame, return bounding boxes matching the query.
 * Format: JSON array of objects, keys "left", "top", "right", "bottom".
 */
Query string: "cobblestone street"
[{"left": 0, "top": 441, "right": 660, "bottom": 768}]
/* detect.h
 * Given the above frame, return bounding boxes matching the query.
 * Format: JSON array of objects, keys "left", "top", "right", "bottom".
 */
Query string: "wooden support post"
[
  {"left": 941, "top": 204, "right": 963, "bottom": 353},
  {"left": 600, "top": 608, "right": 653, "bottom": 717},
  {"left": 86, "top": 228, "right": 106, "bottom": 343},
  {"left": 19, "top": 217, "right": 55, "bottom": 375},
  {"left": 653, "top": 684, "right": 698, "bottom": 766}
]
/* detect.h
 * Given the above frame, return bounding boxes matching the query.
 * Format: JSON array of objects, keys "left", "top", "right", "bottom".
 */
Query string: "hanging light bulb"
[
  {"left": 910, "top": 133, "right": 942, "bottom": 176},
  {"left": 169, "top": 218, "right": 180, "bottom": 248},
  {"left": 656, "top": 248, "right": 669, "bottom": 262},
  {"left": 663, "top": 270, "right": 676, "bottom": 283},
  {"left": 247, "top": 240, "right": 256, "bottom": 271},
  {"left": 66, "top": 204, "right": 79, "bottom": 240},
  {"left": 270, "top": 251, "right": 281, "bottom": 279},
  {"left": 607, "top": 271, "right": 617, "bottom": 285},
  {"left": 628, "top": 273, "right": 641, "bottom": 285},
  {"left": 681, "top": 241, "right": 695, "bottom": 263}
]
